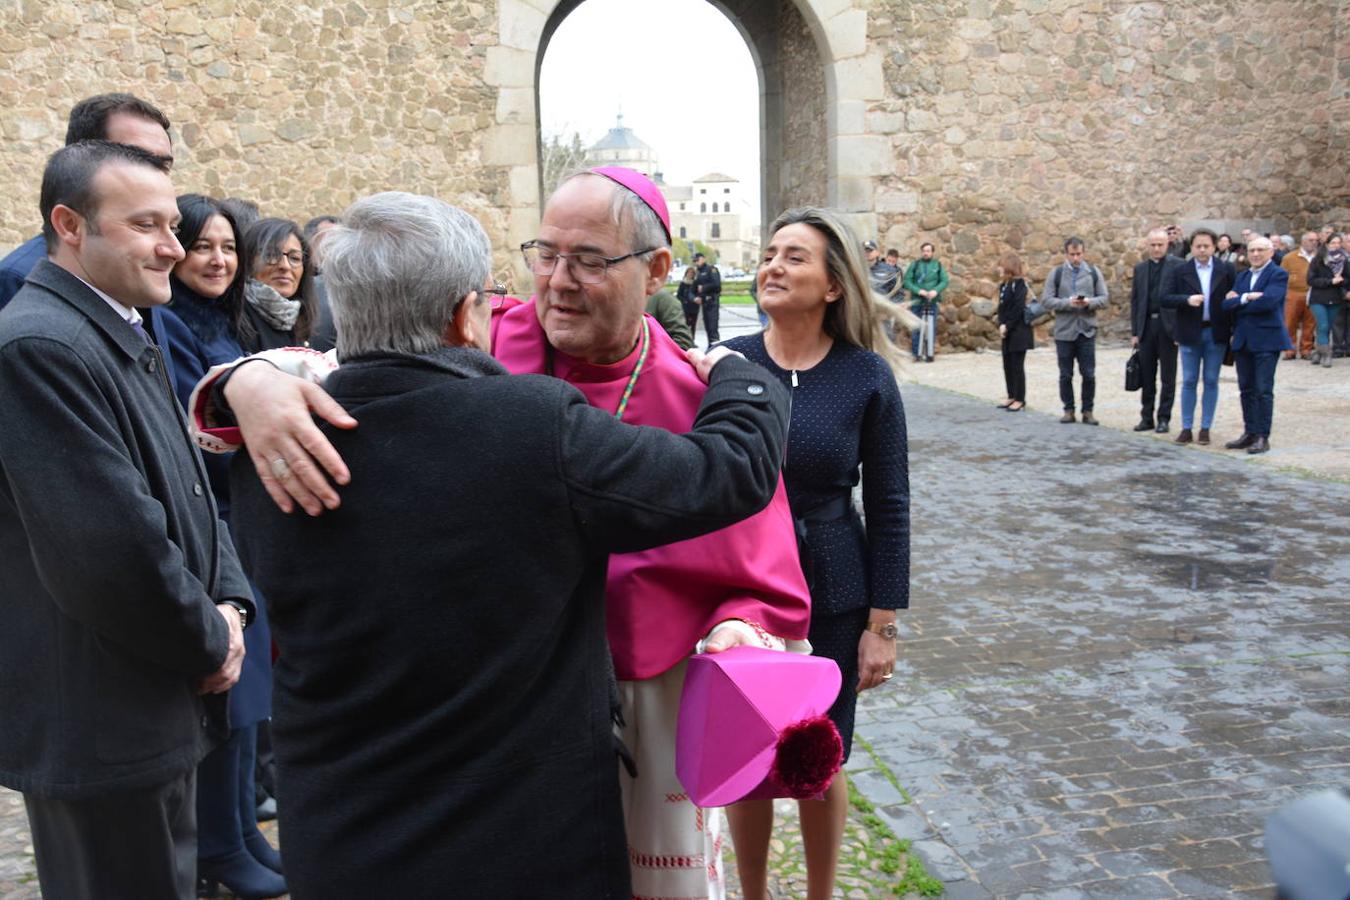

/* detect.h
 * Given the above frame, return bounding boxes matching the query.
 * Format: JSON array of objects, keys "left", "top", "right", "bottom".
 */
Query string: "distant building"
[
  {"left": 584, "top": 113, "right": 657, "bottom": 178},
  {"left": 584, "top": 116, "right": 758, "bottom": 268},
  {"left": 667, "top": 173, "right": 757, "bottom": 269}
]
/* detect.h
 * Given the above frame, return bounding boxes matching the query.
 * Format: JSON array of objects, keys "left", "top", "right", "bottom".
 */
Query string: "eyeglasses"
[
  {"left": 486, "top": 282, "right": 511, "bottom": 309},
  {"left": 520, "top": 240, "right": 657, "bottom": 285},
  {"left": 263, "top": 250, "right": 305, "bottom": 268}
]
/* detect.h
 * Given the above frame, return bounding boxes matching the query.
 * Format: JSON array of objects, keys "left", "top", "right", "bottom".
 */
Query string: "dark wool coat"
[
  {"left": 997, "top": 278, "right": 1035, "bottom": 353},
  {"left": 0, "top": 261, "right": 254, "bottom": 799},
  {"left": 228, "top": 348, "right": 789, "bottom": 899}
]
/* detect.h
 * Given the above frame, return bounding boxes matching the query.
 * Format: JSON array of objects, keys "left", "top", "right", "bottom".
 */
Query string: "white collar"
[{"left": 74, "top": 275, "right": 144, "bottom": 326}]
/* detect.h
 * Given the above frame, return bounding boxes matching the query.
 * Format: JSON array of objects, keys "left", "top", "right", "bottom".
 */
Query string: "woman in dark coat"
[
  {"left": 1306, "top": 232, "right": 1346, "bottom": 367},
  {"left": 167, "top": 195, "right": 286, "bottom": 898},
  {"left": 676, "top": 264, "right": 700, "bottom": 333},
  {"left": 996, "top": 252, "right": 1034, "bottom": 411},
  {"left": 722, "top": 207, "right": 909, "bottom": 900},
  {"left": 222, "top": 192, "right": 792, "bottom": 900},
  {"left": 240, "top": 217, "right": 317, "bottom": 350}
]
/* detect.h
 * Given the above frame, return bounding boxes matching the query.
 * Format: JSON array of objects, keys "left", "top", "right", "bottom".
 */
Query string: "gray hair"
[
  {"left": 557, "top": 171, "right": 669, "bottom": 258},
  {"left": 1279, "top": 234, "right": 1295, "bottom": 251},
  {"left": 322, "top": 191, "right": 491, "bottom": 358}
]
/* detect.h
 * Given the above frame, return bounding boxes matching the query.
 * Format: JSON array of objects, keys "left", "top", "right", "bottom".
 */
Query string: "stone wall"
[
  {"left": 2, "top": 0, "right": 1347, "bottom": 348},
  {"left": 776, "top": 0, "right": 828, "bottom": 213},
  {"left": 0, "top": 0, "right": 518, "bottom": 277},
  {"left": 867, "top": 0, "right": 1350, "bottom": 349}
]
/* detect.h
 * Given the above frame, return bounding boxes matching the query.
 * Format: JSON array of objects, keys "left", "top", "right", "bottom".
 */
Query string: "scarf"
[
  {"left": 244, "top": 279, "right": 301, "bottom": 332},
  {"left": 169, "top": 279, "right": 235, "bottom": 346},
  {"left": 1326, "top": 248, "right": 1346, "bottom": 278}
]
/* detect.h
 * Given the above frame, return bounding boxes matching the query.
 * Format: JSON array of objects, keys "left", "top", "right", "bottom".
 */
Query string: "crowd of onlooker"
[{"left": 854, "top": 225, "right": 1346, "bottom": 453}]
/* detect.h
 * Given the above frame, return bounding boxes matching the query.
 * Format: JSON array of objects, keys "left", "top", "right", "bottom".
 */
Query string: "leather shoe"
[
  {"left": 1060, "top": 411, "right": 1076, "bottom": 424},
  {"left": 1174, "top": 428, "right": 1193, "bottom": 444},
  {"left": 1197, "top": 428, "right": 1210, "bottom": 445},
  {"left": 1155, "top": 419, "right": 1169, "bottom": 433},
  {"left": 1246, "top": 436, "right": 1270, "bottom": 454},
  {"left": 1081, "top": 412, "right": 1099, "bottom": 426},
  {"left": 1133, "top": 419, "right": 1154, "bottom": 432},
  {"left": 1224, "top": 432, "right": 1256, "bottom": 449}
]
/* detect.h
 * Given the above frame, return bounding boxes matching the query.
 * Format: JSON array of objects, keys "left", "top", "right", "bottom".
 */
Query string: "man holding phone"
[{"left": 1043, "top": 237, "right": 1110, "bottom": 424}]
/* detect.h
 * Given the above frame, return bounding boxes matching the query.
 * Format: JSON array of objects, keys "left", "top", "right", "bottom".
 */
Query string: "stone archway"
[{"left": 485, "top": 0, "right": 884, "bottom": 255}]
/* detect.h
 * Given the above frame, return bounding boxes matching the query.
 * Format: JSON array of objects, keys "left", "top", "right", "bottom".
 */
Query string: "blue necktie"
[{"left": 129, "top": 318, "right": 154, "bottom": 345}]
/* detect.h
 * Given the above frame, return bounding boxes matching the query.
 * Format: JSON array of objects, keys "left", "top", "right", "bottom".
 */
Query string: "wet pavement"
[{"left": 847, "top": 381, "right": 1350, "bottom": 897}]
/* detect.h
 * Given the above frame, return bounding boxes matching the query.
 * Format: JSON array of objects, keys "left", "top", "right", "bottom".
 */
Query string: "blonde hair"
[{"left": 767, "top": 207, "right": 914, "bottom": 376}]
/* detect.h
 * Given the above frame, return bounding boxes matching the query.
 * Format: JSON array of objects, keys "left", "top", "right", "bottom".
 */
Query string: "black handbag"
[{"left": 1125, "top": 350, "right": 1142, "bottom": 392}]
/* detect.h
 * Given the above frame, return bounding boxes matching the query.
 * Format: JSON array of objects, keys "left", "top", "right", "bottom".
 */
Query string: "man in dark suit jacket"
[
  {"left": 1130, "top": 228, "right": 1183, "bottom": 433},
  {"left": 0, "top": 93, "right": 192, "bottom": 392},
  {"left": 224, "top": 192, "right": 791, "bottom": 897},
  {"left": 1221, "top": 236, "right": 1293, "bottom": 454},
  {"left": 1162, "top": 228, "right": 1237, "bottom": 445},
  {"left": 0, "top": 141, "right": 251, "bottom": 898}
]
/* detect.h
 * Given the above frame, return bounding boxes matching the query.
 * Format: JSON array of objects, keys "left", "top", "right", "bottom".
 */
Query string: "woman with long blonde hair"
[{"left": 721, "top": 207, "right": 911, "bottom": 899}]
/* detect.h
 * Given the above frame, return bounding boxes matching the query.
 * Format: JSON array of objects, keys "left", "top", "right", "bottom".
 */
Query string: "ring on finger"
[
  {"left": 270, "top": 457, "right": 292, "bottom": 481},
  {"left": 881, "top": 672, "right": 894, "bottom": 680}
]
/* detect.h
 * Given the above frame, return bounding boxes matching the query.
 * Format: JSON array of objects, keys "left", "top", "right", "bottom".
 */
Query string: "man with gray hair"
[
  {"left": 220, "top": 190, "right": 793, "bottom": 896},
  {"left": 1222, "top": 235, "right": 1291, "bottom": 454},
  {"left": 194, "top": 171, "right": 812, "bottom": 899},
  {"left": 1280, "top": 231, "right": 1319, "bottom": 360}
]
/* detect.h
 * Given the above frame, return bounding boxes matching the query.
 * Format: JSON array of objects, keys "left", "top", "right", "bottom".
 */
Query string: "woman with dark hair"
[
  {"left": 167, "top": 195, "right": 286, "bottom": 899},
  {"left": 722, "top": 207, "right": 910, "bottom": 900},
  {"left": 242, "top": 217, "right": 316, "bottom": 350},
  {"left": 1306, "top": 232, "right": 1347, "bottom": 367},
  {"left": 996, "top": 252, "right": 1033, "bottom": 412},
  {"left": 1216, "top": 234, "right": 1239, "bottom": 265}
]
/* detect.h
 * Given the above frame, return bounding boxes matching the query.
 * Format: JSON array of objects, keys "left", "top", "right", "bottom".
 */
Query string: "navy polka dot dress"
[{"left": 723, "top": 333, "right": 910, "bottom": 759}]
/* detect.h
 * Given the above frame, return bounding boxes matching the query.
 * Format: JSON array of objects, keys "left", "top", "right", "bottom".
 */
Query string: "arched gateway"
[{"left": 487, "top": 0, "right": 886, "bottom": 250}]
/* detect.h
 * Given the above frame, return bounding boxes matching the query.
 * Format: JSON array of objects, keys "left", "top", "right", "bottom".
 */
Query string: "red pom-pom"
[{"left": 771, "top": 715, "right": 843, "bottom": 799}]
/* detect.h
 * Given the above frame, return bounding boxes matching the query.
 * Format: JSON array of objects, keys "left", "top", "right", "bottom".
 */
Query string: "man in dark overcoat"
[
  {"left": 0, "top": 141, "right": 252, "bottom": 897},
  {"left": 1130, "top": 227, "right": 1183, "bottom": 433},
  {"left": 224, "top": 192, "right": 791, "bottom": 898}
]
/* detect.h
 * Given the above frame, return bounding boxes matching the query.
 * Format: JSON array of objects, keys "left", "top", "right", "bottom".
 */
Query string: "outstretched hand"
[{"left": 224, "top": 362, "right": 358, "bottom": 515}]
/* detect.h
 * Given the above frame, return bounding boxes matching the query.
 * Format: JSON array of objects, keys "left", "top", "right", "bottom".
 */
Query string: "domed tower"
[{"left": 584, "top": 113, "right": 658, "bottom": 178}]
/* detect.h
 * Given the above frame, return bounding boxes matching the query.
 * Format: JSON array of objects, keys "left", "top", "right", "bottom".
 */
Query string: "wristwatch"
[
  {"left": 865, "top": 621, "right": 898, "bottom": 640},
  {"left": 223, "top": 602, "right": 249, "bottom": 629}
]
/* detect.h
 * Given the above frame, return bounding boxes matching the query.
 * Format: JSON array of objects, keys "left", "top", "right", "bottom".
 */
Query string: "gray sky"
[{"left": 539, "top": 0, "right": 761, "bottom": 210}]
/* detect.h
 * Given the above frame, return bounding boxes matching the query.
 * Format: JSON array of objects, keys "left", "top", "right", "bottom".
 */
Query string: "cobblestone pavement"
[
  {"left": 854, "top": 382, "right": 1349, "bottom": 898},
  {"left": 3, "top": 335, "right": 1345, "bottom": 897},
  {"left": 903, "top": 342, "right": 1350, "bottom": 482}
]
